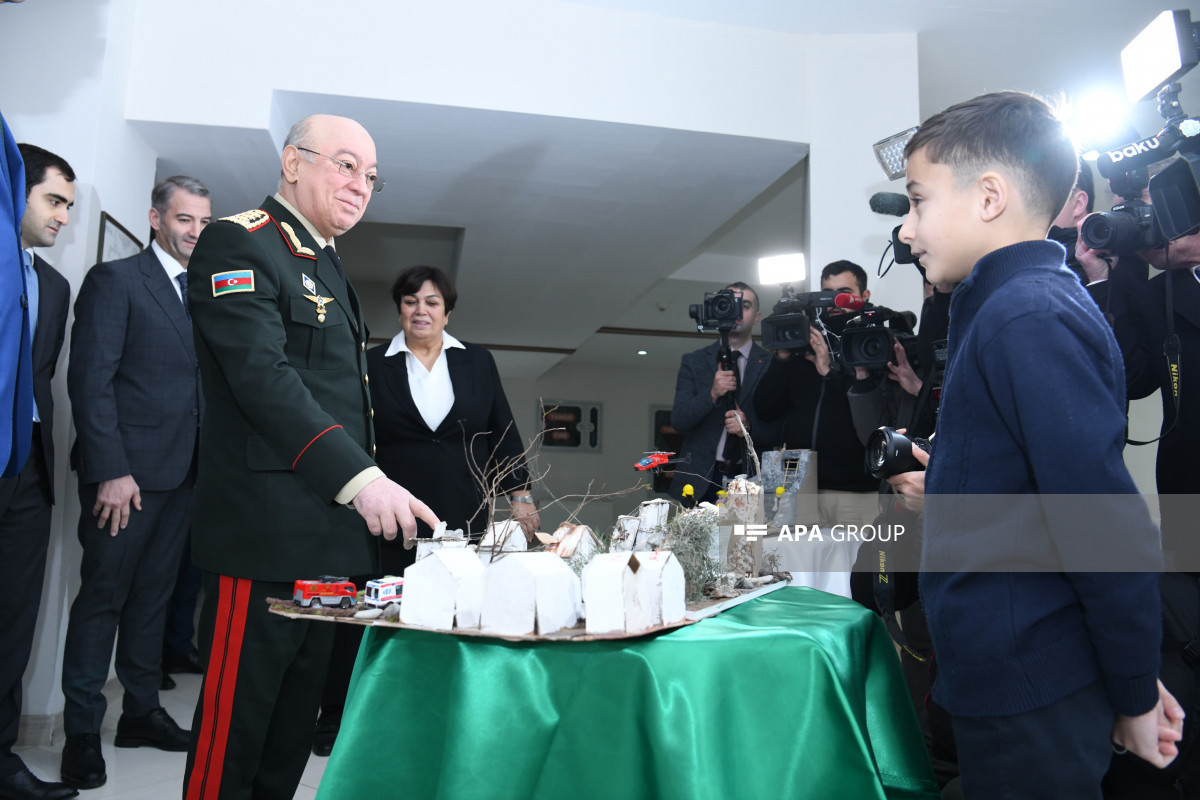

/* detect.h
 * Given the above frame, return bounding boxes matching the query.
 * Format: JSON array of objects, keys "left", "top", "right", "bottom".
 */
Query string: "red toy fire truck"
[{"left": 293, "top": 577, "right": 357, "bottom": 609}]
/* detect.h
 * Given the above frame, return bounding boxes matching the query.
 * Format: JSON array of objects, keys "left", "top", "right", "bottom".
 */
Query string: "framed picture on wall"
[
  {"left": 97, "top": 211, "right": 143, "bottom": 264},
  {"left": 539, "top": 400, "right": 602, "bottom": 452}
]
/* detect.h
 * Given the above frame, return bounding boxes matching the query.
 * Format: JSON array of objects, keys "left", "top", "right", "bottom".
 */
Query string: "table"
[{"left": 316, "top": 587, "right": 939, "bottom": 800}]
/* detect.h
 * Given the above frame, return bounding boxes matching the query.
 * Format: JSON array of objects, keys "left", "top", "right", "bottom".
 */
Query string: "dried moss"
[{"left": 663, "top": 506, "right": 721, "bottom": 602}]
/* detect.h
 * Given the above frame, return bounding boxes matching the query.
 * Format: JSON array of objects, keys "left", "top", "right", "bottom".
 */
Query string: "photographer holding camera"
[
  {"left": 1025, "top": 155, "right": 1200, "bottom": 800},
  {"left": 753, "top": 261, "right": 881, "bottom": 529},
  {"left": 1076, "top": 157, "right": 1197, "bottom": 561},
  {"left": 669, "top": 282, "right": 777, "bottom": 504},
  {"left": 846, "top": 278, "right": 951, "bottom": 447}
]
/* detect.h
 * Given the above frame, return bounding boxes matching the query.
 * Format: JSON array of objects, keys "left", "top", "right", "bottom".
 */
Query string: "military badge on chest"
[{"left": 302, "top": 273, "right": 332, "bottom": 323}]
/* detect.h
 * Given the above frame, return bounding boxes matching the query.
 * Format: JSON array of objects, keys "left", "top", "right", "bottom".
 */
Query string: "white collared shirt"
[
  {"left": 151, "top": 240, "right": 187, "bottom": 302},
  {"left": 386, "top": 329, "right": 467, "bottom": 431}
]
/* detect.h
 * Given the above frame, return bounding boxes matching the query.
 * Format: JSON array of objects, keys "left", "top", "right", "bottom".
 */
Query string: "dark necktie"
[
  {"left": 323, "top": 245, "right": 348, "bottom": 294},
  {"left": 176, "top": 273, "right": 190, "bottom": 319}
]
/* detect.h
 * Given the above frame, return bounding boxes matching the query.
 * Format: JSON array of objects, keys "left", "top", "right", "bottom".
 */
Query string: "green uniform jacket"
[{"left": 187, "top": 195, "right": 378, "bottom": 581}]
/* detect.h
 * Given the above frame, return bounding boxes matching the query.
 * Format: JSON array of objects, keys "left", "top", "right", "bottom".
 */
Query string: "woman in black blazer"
[
  {"left": 315, "top": 265, "right": 538, "bottom": 754},
  {"left": 368, "top": 264, "right": 538, "bottom": 570}
]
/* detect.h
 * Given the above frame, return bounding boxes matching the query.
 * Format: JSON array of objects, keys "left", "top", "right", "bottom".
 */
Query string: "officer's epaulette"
[{"left": 220, "top": 208, "right": 270, "bottom": 232}]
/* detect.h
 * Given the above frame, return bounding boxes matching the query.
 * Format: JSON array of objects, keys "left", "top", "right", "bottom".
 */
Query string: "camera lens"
[
  {"left": 864, "top": 427, "right": 928, "bottom": 479},
  {"left": 861, "top": 336, "right": 887, "bottom": 360},
  {"left": 867, "top": 435, "right": 887, "bottom": 474},
  {"left": 711, "top": 295, "right": 734, "bottom": 318},
  {"left": 1081, "top": 209, "right": 1146, "bottom": 252}
]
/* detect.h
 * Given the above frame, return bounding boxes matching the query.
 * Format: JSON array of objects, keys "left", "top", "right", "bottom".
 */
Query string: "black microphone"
[{"left": 869, "top": 191, "right": 910, "bottom": 217}]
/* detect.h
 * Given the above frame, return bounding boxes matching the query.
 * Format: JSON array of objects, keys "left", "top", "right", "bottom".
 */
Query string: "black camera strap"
[{"left": 1128, "top": 256, "right": 1182, "bottom": 446}]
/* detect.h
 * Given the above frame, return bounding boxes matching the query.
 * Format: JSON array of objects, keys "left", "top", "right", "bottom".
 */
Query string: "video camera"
[
  {"left": 761, "top": 286, "right": 924, "bottom": 373},
  {"left": 688, "top": 289, "right": 743, "bottom": 333},
  {"left": 759, "top": 288, "right": 863, "bottom": 354},
  {"left": 839, "top": 307, "right": 919, "bottom": 370},
  {"left": 1082, "top": 10, "right": 1200, "bottom": 254}
]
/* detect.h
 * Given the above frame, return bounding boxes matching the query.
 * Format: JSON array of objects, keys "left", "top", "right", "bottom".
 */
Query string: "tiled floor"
[{"left": 15, "top": 674, "right": 329, "bottom": 799}]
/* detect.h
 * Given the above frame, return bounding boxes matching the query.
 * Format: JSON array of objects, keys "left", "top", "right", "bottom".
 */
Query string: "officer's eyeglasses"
[{"left": 296, "top": 147, "right": 385, "bottom": 194}]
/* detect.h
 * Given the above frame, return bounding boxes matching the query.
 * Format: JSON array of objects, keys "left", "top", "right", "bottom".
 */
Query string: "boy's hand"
[
  {"left": 1157, "top": 680, "right": 1186, "bottom": 756},
  {"left": 886, "top": 438, "right": 929, "bottom": 513},
  {"left": 1112, "top": 680, "right": 1184, "bottom": 768}
]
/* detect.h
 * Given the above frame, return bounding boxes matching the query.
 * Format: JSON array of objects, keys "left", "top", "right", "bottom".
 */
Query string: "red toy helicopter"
[{"left": 633, "top": 451, "right": 677, "bottom": 472}]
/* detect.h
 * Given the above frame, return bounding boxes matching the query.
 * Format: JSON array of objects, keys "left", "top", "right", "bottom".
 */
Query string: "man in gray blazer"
[
  {"left": 60, "top": 176, "right": 211, "bottom": 790},
  {"left": 669, "top": 282, "right": 777, "bottom": 504}
]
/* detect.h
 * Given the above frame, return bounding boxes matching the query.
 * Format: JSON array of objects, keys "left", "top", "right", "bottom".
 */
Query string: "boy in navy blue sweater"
[{"left": 888, "top": 91, "right": 1182, "bottom": 797}]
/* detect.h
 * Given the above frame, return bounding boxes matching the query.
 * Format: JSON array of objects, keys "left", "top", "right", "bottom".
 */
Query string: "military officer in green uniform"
[{"left": 182, "top": 114, "right": 439, "bottom": 800}]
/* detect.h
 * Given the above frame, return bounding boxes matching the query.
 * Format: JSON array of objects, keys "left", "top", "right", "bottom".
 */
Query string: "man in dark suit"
[
  {"left": 670, "top": 282, "right": 776, "bottom": 504},
  {"left": 183, "top": 114, "right": 438, "bottom": 800},
  {"left": 1082, "top": 225, "right": 1200, "bottom": 556},
  {"left": 60, "top": 176, "right": 211, "bottom": 790},
  {"left": 0, "top": 145, "right": 76, "bottom": 800}
]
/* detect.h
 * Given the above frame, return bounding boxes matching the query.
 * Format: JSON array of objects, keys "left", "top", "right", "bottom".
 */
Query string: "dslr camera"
[
  {"left": 866, "top": 427, "right": 932, "bottom": 480},
  {"left": 689, "top": 289, "right": 743, "bottom": 333},
  {"left": 1080, "top": 168, "right": 1166, "bottom": 255}
]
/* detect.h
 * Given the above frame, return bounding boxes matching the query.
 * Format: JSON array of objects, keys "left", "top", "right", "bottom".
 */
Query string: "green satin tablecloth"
[{"left": 316, "top": 586, "right": 939, "bottom": 800}]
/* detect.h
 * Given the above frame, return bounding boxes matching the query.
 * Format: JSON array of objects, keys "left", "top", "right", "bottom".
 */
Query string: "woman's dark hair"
[{"left": 391, "top": 265, "right": 457, "bottom": 313}]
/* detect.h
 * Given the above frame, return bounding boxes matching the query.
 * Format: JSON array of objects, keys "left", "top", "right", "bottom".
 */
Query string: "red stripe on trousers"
[{"left": 185, "top": 575, "right": 251, "bottom": 800}]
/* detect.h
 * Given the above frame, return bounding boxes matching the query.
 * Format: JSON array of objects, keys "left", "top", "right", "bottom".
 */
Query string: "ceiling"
[{"left": 142, "top": 0, "right": 1187, "bottom": 379}]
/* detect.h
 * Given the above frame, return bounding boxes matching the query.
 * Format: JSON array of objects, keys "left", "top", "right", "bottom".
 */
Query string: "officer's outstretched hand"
[{"left": 352, "top": 477, "right": 441, "bottom": 542}]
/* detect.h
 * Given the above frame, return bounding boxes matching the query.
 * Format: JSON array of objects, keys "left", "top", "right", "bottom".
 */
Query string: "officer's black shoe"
[
  {"left": 161, "top": 672, "right": 176, "bottom": 691},
  {"left": 114, "top": 708, "right": 190, "bottom": 751},
  {"left": 311, "top": 717, "right": 340, "bottom": 757},
  {"left": 163, "top": 650, "right": 204, "bottom": 675},
  {"left": 0, "top": 764, "right": 79, "bottom": 800},
  {"left": 59, "top": 734, "right": 105, "bottom": 790}
]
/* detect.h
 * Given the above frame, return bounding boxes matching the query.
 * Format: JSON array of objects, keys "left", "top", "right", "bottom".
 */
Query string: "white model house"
[
  {"left": 480, "top": 552, "right": 581, "bottom": 636},
  {"left": 581, "top": 550, "right": 686, "bottom": 634},
  {"left": 400, "top": 548, "right": 485, "bottom": 630}
]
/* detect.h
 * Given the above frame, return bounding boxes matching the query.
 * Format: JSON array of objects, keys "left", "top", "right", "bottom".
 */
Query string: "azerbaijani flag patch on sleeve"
[{"left": 212, "top": 270, "right": 255, "bottom": 296}]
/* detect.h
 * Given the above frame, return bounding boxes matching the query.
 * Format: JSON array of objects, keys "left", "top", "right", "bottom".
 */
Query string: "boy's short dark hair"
[
  {"left": 392, "top": 265, "right": 458, "bottom": 313},
  {"left": 905, "top": 91, "right": 1078, "bottom": 227},
  {"left": 16, "top": 143, "right": 75, "bottom": 198},
  {"left": 820, "top": 260, "right": 868, "bottom": 294}
]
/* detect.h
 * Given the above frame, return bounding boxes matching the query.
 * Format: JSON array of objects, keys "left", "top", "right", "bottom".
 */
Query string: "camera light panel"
[
  {"left": 873, "top": 127, "right": 919, "bottom": 181},
  {"left": 758, "top": 253, "right": 806, "bottom": 285},
  {"left": 1122, "top": 10, "right": 1198, "bottom": 102}
]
